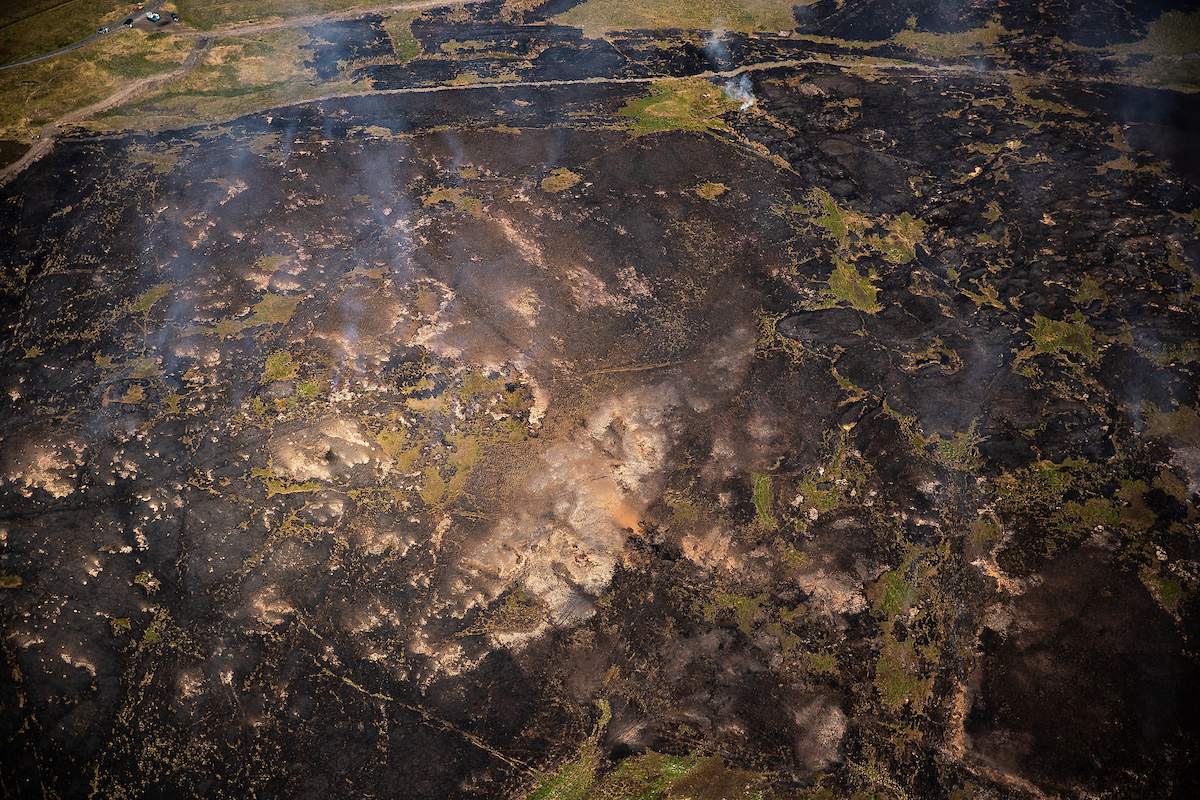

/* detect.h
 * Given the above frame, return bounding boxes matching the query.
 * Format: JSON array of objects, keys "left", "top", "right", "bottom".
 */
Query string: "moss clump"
[
  {"left": 751, "top": 473, "right": 775, "bottom": 528},
  {"left": 0, "top": 574, "right": 21, "bottom": 589},
  {"left": 695, "top": 181, "right": 728, "bottom": 200}
]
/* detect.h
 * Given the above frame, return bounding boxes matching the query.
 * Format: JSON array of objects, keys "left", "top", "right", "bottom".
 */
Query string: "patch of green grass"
[
  {"left": 1027, "top": 313, "right": 1098, "bottom": 360},
  {"left": 1141, "top": 568, "right": 1183, "bottom": 613},
  {"left": 875, "top": 637, "right": 932, "bottom": 711},
  {"left": 618, "top": 77, "right": 741, "bottom": 136},
  {"left": 383, "top": 11, "right": 423, "bottom": 63},
  {"left": 871, "top": 568, "right": 916, "bottom": 621},
  {"left": 174, "top": 0, "right": 384, "bottom": 31},
  {"left": 806, "top": 651, "right": 837, "bottom": 674},
  {"left": 0, "top": 574, "right": 21, "bottom": 589},
  {"left": 929, "top": 421, "right": 983, "bottom": 473},
  {"left": 1145, "top": 404, "right": 1200, "bottom": 447},
  {"left": 249, "top": 293, "right": 302, "bottom": 326},
  {"left": 422, "top": 185, "right": 484, "bottom": 217},
  {"left": 250, "top": 464, "right": 320, "bottom": 497},
  {"left": 132, "top": 283, "right": 173, "bottom": 313},
  {"left": 704, "top": 591, "right": 768, "bottom": 634},
  {"left": 0, "top": 0, "right": 127, "bottom": 65},
  {"left": 751, "top": 473, "right": 775, "bottom": 528},
  {"left": 695, "top": 181, "right": 727, "bottom": 200},
  {"left": 807, "top": 188, "right": 870, "bottom": 248},
  {"left": 555, "top": 0, "right": 805, "bottom": 38},
  {"left": 541, "top": 168, "right": 581, "bottom": 193},
  {"left": 824, "top": 260, "right": 881, "bottom": 312},
  {"left": 892, "top": 17, "right": 1013, "bottom": 58},
  {"left": 261, "top": 350, "right": 298, "bottom": 382}
]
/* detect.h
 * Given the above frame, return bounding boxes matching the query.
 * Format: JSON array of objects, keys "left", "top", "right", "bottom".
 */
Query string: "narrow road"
[{"left": 0, "top": 0, "right": 169, "bottom": 71}]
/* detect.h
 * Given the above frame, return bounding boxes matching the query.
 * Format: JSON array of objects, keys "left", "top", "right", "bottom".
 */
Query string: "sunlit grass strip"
[{"left": 554, "top": 0, "right": 807, "bottom": 39}]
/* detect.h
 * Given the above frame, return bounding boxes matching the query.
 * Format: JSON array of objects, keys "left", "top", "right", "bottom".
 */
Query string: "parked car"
[
  {"left": 99, "top": 26, "right": 109, "bottom": 34},
  {"left": 123, "top": 18, "right": 133, "bottom": 27},
  {"left": 170, "top": 13, "right": 179, "bottom": 22}
]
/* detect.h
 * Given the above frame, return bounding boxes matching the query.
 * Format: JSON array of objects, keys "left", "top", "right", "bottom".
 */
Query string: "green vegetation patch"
[
  {"left": 1141, "top": 568, "right": 1184, "bottom": 613},
  {"left": 892, "top": 17, "right": 1014, "bottom": 58},
  {"left": 174, "top": 0, "right": 382, "bottom": 30},
  {"left": 383, "top": 11, "right": 423, "bottom": 63},
  {"left": 132, "top": 283, "right": 173, "bottom": 313},
  {"left": 618, "top": 77, "right": 741, "bottom": 136},
  {"left": 261, "top": 350, "right": 298, "bottom": 382},
  {"left": 1027, "top": 313, "right": 1098, "bottom": 360},
  {"left": 422, "top": 185, "right": 484, "bottom": 217},
  {"left": 251, "top": 464, "right": 321, "bottom": 497},
  {"left": 695, "top": 181, "right": 727, "bottom": 200},
  {"left": 823, "top": 260, "right": 881, "bottom": 313},
  {"left": 751, "top": 472, "right": 775, "bottom": 528},
  {"left": 1145, "top": 404, "right": 1200, "bottom": 447},
  {"left": 0, "top": 574, "right": 21, "bottom": 589},
  {"left": 541, "top": 168, "right": 582, "bottom": 193},
  {"left": 555, "top": 0, "right": 805, "bottom": 39},
  {"left": 875, "top": 637, "right": 933, "bottom": 711},
  {"left": 527, "top": 750, "right": 761, "bottom": 800}
]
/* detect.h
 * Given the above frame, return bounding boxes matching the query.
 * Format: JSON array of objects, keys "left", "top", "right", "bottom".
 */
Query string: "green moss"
[
  {"left": 695, "top": 181, "right": 727, "bottom": 200},
  {"left": 0, "top": 574, "right": 21, "bottom": 589},
  {"left": 751, "top": 473, "right": 775, "bottom": 528},
  {"left": 110, "top": 617, "right": 131, "bottom": 636}
]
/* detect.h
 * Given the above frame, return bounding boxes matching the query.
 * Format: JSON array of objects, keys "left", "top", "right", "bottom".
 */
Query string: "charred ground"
[{"left": 1, "top": 2, "right": 1199, "bottom": 799}]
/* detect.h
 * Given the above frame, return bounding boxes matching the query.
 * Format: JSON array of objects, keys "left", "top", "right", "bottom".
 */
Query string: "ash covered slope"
[{"left": 1, "top": 4, "right": 1200, "bottom": 800}]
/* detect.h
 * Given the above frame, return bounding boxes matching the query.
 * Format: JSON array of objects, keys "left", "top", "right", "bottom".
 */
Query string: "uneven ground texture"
[{"left": 1, "top": 1, "right": 1199, "bottom": 799}]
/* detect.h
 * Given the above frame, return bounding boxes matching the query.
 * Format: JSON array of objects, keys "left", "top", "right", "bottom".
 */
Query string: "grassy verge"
[
  {"left": 0, "top": 31, "right": 195, "bottom": 140},
  {"left": 174, "top": 0, "right": 392, "bottom": 31}
]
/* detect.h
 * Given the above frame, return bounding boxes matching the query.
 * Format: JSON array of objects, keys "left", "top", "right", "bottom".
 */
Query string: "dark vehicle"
[
  {"left": 123, "top": 18, "right": 133, "bottom": 27},
  {"left": 170, "top": 13, "right": 178, "bottom": 22},
  {"left": 98, "top": 26, "right": 109, "bottom": 34}
]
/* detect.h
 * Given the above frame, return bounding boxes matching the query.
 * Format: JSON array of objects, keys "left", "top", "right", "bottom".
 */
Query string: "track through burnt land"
[{"left": 1, "top": 1, "right": 1199, "bottom": 799}]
